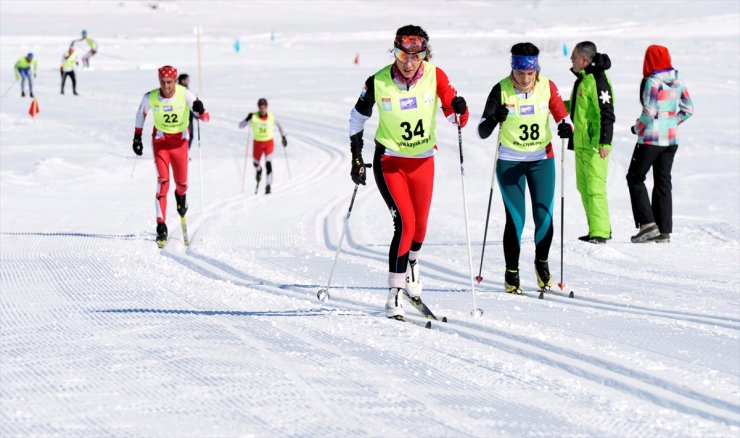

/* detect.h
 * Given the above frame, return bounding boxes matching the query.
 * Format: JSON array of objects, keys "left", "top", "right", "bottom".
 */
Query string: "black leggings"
[{"left": 61, "top": 71, "right": 76, "bottom": 93}]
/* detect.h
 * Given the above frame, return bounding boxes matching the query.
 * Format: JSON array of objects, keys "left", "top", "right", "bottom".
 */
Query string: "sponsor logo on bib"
[
  {"left": 400, "top": 97, "right": 417, "bottom": 110},
  {"left": 520, "top": 104, "right": 534, "bottom": 115}
]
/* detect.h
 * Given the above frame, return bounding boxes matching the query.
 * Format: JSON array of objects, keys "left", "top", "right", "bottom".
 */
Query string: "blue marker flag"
[
  {"left": 234, "top": 39, "right": 240, "bottom": 53},
  {"left": 562, "top": 43, "right": 569, "bottom": 57}
]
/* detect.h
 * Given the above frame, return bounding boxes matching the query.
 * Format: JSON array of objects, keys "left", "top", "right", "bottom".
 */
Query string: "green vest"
[
  {"left": 250, "top": 112, "right": 275, "bottom": 141},
  {"left": 62, "top": 51, "right": 77, "bottom": 70},
  {"left": 374, "top": 62, "right": 438, "bottom": 156},
  {"left": 498, "top": 75, "right": 553, "bottom": 152},
  {"left": 15, "top": 57, "right": 37, "bottom": 72},
  {"left": 85, "top": 36, "right": 97, "bottom": 50},
  {"left": 149, "top": 85, "right": 189, "bottom": 134}
]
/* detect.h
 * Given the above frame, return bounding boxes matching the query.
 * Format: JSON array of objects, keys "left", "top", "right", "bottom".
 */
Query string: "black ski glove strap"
[
  {"left": 132, "top": 133, "right": 143, "bottom": 156},
  {"left": 557, "top": 121, "right": 573, "bottom": 139},
  {"left": 192, "top": 99, "right": 205, "bottom": 115},
  {"left": 351, "top": 157, "right": 366, "bottom": 185},
  {"left": 494, "top": 105, "right": 509, "bottom": 123}
]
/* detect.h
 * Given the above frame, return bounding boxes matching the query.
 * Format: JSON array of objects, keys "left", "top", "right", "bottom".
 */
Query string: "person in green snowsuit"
[{"left": 567, "top": 41, "right": 615, "bottom": 244}]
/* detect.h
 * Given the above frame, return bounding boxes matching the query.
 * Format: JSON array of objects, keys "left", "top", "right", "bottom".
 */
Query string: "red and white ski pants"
[
  {"left": 373, "top": 147, "right": 434, "bottom": 287},
  {"left": 153, "top": 136, "right": 188, "bottom": 223}
]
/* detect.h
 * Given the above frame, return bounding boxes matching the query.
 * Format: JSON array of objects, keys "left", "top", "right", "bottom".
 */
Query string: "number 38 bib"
[
  {"left": 149, "top": 84, "right": 189, "bottom": 134},
  {"left": 498, "top": 75, "right": 553, "bottom": 153},
  {"left": 374, "top": 62, "right": 438, "bottom": 156}
]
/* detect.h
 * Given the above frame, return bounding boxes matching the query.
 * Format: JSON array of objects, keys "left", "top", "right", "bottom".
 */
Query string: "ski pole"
[
  {"left": 197, "top": 118, "right": 206, "bottom": 233},
  {"left": 1, "top": 79, "right": 18, "bottom": 98},
  {"left": 241, "top": 130, "right": 251, "bottom": 193},
  {"left": 475, "top": 131, "right": 500, "bottom": 284},
  {"left": 456, "top": 116, "right": 483, "bottom": 318},
  {"left": 283, "top": 145, "right": 292, "bottom": 180},
  {"left": 557, "top": 136, "right": 573, "bottom": 298},
  {"left": 316, "top": 164, "right": 371, "bottom": 302},
  {"left": 130, "top": 156, "right": 139, "bottom": 179}
]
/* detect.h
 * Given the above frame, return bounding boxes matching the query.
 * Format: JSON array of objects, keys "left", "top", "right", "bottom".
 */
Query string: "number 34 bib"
[{"left": 374, "top": 62, "right": 438, "bottom": 156}]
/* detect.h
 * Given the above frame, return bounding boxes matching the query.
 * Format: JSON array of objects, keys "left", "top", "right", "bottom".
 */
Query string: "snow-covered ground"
[{"left": 1, "top": 1, "right": 739, "bottom": 436}]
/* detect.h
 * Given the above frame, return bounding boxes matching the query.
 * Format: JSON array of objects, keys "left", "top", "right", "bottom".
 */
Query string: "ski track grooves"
[
  {"left": 153, "top": 111, "right": 740, "bottom": 429},
  {"left": 162, "top": 242, "right": 740, "bottom": 428}
]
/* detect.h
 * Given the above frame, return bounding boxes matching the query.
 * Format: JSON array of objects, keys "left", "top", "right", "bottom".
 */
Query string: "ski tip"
[
  {"left": 568, "top": 291, "right": 575, "bottom": 298},
  {"left": 442, "top": 316, "right": 448, "bottom": 323},
  {"left": 424, "top": 321, "right": 432, "bottom": 329},
  {"left": 475, "top": 275, "right": 483, "bottom": 284},
  {"left": 538, "top": 291, "right": 544, "bottom": 299}
]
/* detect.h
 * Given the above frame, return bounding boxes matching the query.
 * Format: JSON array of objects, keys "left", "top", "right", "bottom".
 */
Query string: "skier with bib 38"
[
  {"left": 238, "top": 98, "right": 287, "bottom": 195},
  {"left": 349, "top": 24, "right": 469, "bottom": 319},
  {"left": 477, "top": 42, "right": 572, "bottom": 294},
  {"left": 132, "top": 65, "right": 209, "bottom": 247}
]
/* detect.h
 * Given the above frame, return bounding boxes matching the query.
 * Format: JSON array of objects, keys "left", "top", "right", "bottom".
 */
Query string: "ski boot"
[
  {"left": 156, "top": 222, "right": 168, "bottom": 248},
  {"left": 21, "top": 91, "right": 25, "bottom": 97},
  {"left": 405, "top": 259, "right": 422, "bottom": 302},
  {"left": 385, "top": 287, "right": 405, "bottom": 319},
  {"left": 534, "top": 259, "right": 552, "bottom": 292},
  {"left": 631, "top": 223, "right": 659, "bottom": 243},
  {"left": 505, "top": 269, "right": 523, "bottom": 294},
  {"left": 265, "top": 184, "right": 271, "bottom": 195},
  {"left": 175, "top": 192, "right": 188, "bottom": 217},
  {"left": 652, "top": 233, "right": 670, "bottom": 243},
  {"left": 29, "top": 92, "right": 34, "bottom": 98}
]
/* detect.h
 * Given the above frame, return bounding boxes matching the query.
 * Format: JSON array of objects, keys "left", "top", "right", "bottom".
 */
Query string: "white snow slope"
[{"left": 1, "top": 1, "right": 739, "bottom": 436}]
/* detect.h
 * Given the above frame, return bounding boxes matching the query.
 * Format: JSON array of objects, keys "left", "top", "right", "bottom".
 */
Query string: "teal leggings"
[{"left": 496, "top": 158, "right": 555, "bottom": 270}]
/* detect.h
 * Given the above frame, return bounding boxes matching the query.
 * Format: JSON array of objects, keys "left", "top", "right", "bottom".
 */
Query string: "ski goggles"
[
  {"left": 394, "top": 35, "right": 427, "bottom": 53},
  {"left": 393, "top": 47, "right": 426, "bottom": 63}
]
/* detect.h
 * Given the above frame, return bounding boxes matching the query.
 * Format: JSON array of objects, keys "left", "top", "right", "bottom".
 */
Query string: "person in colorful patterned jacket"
[
  {"left": 14, "top": 53, "right": 37, "bottom": 98},
  {"left": 72, "top": 30, "right": 97, "bottom": 68},
  {"left": 238, "top": 98, "right": 287, "bottom": 195},
  {"left": 478, "top": 42, "right": 572, "bottom": 294},
  {"left": 567, "top": 41, "right": 615, "bottom": 244},
  {"left": 132, "top": 66, "right": 210, "bottom": 247},
  {"left": 349, "top": 24, "right": 469, "bottom": 319},
  {"left": 627, "top": 45, "right": 694, "bottom": 243}
]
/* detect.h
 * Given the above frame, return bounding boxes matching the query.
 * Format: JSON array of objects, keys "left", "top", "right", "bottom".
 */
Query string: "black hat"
[{"left": 257, "top": 98, "right": 268, "bottom": 106}]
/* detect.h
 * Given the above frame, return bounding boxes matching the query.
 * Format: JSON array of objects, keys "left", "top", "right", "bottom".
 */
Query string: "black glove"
[
  {"left": 557, "top": 121, "right": 573, "bottom": 139},
  {"left": 493, "top": 105, "right": 509, "bottom": 123},
  {"left": 132, "top": 133, "right": 143, "bottom": 156},
  {"left": 282, "top": 136, "right": 287, "bottom": 147},
  {"left": 451, "top": 96, "right": 467, "bottom": 115},
  {"left": 630, "top": 125, "right": 637, "bottom": 135},
  {"left": 350, "top": 156, "right": 366, "bottom": 185},
  {"left": 192, "top": 99, "right": 205, "bottom": 115}
]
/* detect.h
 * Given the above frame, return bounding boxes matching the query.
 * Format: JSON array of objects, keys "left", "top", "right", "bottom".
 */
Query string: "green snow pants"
[{"left": 575, "top": 148, "right": 611, "bottom": 238}]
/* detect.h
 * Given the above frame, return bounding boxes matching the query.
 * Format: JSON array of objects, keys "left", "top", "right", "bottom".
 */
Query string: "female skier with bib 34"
[{"left": 348, "top": 25, "right": 469, "bottom": 319}]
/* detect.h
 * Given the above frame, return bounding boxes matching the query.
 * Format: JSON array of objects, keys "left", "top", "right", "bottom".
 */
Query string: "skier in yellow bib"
[{"left": 238, "top": 98, "right": 287, "bottom": 194}]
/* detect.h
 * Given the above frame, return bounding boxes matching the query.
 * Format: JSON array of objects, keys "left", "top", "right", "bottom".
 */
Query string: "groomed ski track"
[{"left": 2, "top": 1, "right": 739, "bottom": 436}]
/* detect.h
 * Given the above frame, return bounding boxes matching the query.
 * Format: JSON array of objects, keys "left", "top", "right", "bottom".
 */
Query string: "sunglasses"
[{"left": 393, "top": 47, "right": 426, "bottom": 63}]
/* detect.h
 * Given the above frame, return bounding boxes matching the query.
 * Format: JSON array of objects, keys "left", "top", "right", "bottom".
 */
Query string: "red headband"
[{"left": 158, "top": 66, "right": 177, "bottom": 79}]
